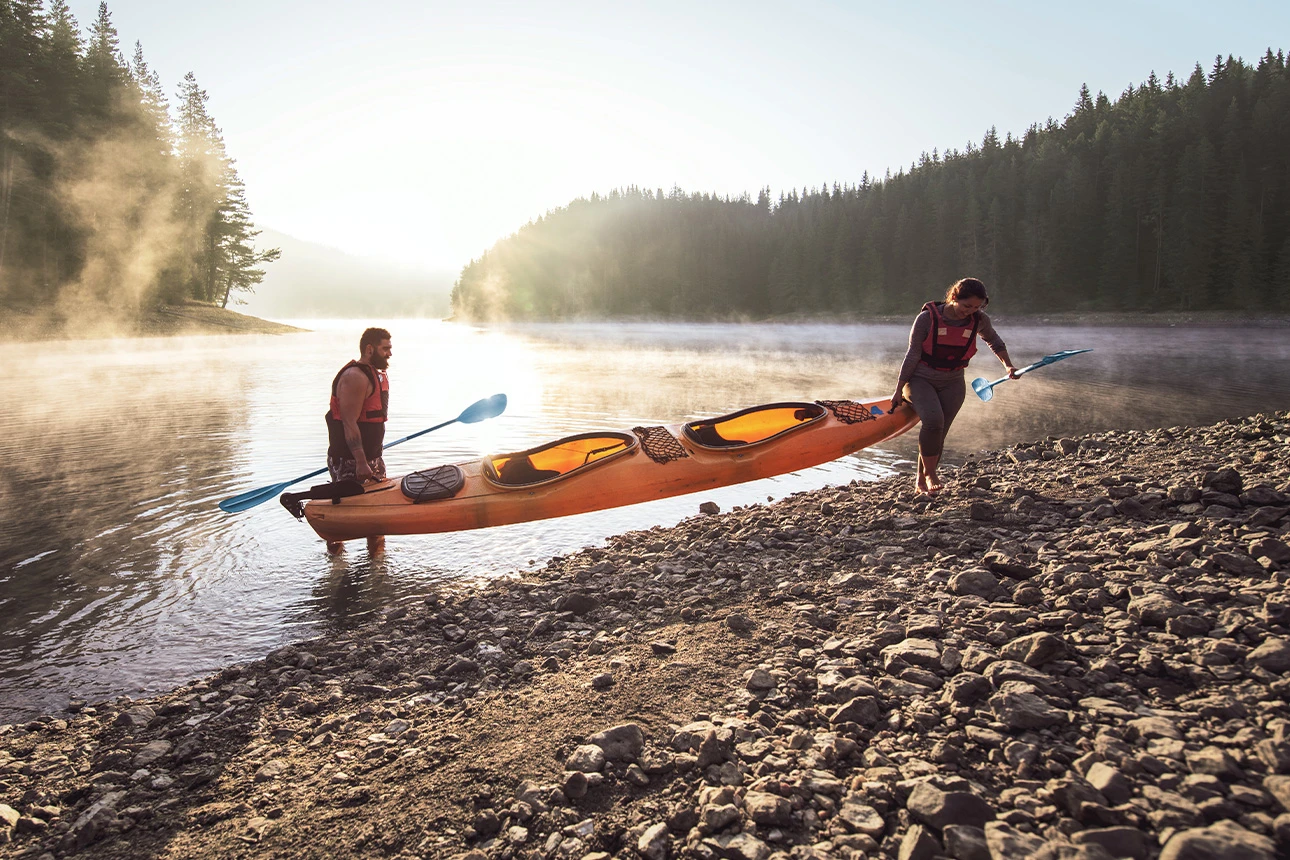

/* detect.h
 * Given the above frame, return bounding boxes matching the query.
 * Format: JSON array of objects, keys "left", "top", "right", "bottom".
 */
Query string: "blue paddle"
[
  {"left": 971, "top": 349, "right": 1092, "bottom": 402},
  {"left": 217, "top": 393, "right": 507, "bottom": 513}
]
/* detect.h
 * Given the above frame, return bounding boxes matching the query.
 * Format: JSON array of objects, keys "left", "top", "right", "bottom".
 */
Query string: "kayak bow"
[{"left": 303, "top": 396, "right": 918, "bottom": 540}]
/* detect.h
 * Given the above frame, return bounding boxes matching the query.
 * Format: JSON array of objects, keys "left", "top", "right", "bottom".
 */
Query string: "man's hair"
[{"left": 359, "top": 327, "right": 391, "bottom": 353}]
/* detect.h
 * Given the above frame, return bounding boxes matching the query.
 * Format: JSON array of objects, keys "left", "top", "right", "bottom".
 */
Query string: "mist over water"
[{"left": 2, "top": 319, "right": 1288, "bottom": 722}]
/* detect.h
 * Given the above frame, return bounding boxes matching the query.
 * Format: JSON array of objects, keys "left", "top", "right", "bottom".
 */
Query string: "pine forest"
[
  {"left": 0, "top": 0, "right": 278, "bottom": 319},
  {"left": 452, "top": 52, "right": 1290, "bottom": 320}
]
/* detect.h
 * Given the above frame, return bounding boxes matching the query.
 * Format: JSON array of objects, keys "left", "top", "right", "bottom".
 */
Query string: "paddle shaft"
[{"left": 217, "top": 393, "right": 507, "bottom": 513}]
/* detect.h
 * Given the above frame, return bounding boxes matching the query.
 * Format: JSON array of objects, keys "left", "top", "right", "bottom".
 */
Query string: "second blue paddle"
[{"left": 971, "top": 349, "right": 1092, "bottom": 402}]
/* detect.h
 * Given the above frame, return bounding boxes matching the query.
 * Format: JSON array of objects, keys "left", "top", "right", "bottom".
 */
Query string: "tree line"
[
  {"left": 0, "top": 0, "right": 277, "bottom": 317},
  {"left": 452, "top": 50, "right": 1290, "bottom": 320}
]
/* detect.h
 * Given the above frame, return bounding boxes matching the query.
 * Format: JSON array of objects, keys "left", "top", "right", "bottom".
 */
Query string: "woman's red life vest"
[
  {"left": 919, "top": 301, "right": 980, "bottom": 371},
  {"left": 325, "top": 361, "right": 389, "bottom": 461}
]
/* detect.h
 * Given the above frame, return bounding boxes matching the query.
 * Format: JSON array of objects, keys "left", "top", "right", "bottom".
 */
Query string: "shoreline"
[
  {"left": 0, "top": 301, "right": 306, "bottom": 342},
  {"left": 1, "top": 412, "right": 1289, "bottom": 858}
]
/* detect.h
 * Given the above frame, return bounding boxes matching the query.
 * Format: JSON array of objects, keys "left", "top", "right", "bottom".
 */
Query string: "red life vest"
[
  {"left": 325, "top": 361, "right": 388, "bottom": 460},
  {"left": 919, "top": 301, "right": 979, "bottom": 371}
]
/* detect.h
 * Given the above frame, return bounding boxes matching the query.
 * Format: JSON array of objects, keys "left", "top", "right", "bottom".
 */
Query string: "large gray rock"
[
  {"left": 835, "top": 796, "right": 886, "bottom": 838},
  {"left": 999, "top": 632, "right": 1067, "bottom": 667},
  {"left": 989, "top": 689, "right": 1069, "bottom": 729},
  {"left": 942, "top": 672, "right": 991, "bottom": 705},
  {"left": 1128, "top": 593, "right": 1188, "bottom": 627},
  {"left": 1265, "top": 775, "right": 1290, "bottom": 812},
  {"left": 943, "top": 825, "right": 990, "bottom": 860},
  {"left": 898, "top": 824, "right": 943, "bottom": 860},
  {"left": 881, "top": 638, "right": 942, "bottom": 671},
  {"left": 983, "top": 821, "right": 1046, "bottom": 859},
  {"left": 949, "top": 568, "right": 999, "bottom": 598},
  {"left": 1072, "top": 826, "right": 1148, "bottom": 860},
  {"left": 1157, "top": 820, "right": 1275, "bottom": 860},
  {"left": 742, "top": 791, "right": 791, "bottom": 827},
  {"left": 565, "top": 744, "right": 606, "bottom": 773},
  {"left": 906, "top": 783, "right": 994, "bottom": 830},
  {"left": 588, "top": 723, "right": 644, "bottom": 762},
  {"left": 832, "top": 696, "right": 882, "bottom": 726},
  {"left": 1247, "top": 638, "right": 1290, "bottom": 674}
]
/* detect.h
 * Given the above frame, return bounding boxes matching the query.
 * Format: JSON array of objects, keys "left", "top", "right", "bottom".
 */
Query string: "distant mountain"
[{"left": 239, "top": 229, "right": 456, "bottom": 319}]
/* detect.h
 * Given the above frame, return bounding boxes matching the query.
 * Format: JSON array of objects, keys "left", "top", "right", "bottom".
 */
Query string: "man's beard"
[{"left": 371, "top": 355, "right": 389, "bottom": 370}]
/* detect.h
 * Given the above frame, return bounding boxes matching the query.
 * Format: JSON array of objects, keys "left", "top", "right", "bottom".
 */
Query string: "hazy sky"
[{"left": 69, "top": 0, "right": 1290, "bottom": 273}]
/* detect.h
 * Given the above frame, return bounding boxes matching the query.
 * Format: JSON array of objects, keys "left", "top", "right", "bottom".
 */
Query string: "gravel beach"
[{"left": 2, "top": 411, "right": 1289, "bottom": 860}]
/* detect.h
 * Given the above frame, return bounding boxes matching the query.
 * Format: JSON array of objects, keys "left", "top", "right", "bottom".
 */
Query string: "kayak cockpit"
[
  {"left": 684, "top": 402, "right": 826, "bottom": 449},
  {"left": 486, "top": 432, "right": 638, "bottom": 487}
]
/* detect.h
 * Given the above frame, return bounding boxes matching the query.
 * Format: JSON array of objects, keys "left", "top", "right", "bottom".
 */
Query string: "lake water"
[{"left": 3, "top": 319, "right": 1289, "bottom": 722}]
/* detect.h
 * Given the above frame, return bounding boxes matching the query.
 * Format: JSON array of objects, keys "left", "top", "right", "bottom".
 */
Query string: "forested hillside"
[
  {"left": 0, "top": 0, "right": 277, "bottom": 321},
  {"left": 452, "top": 52, "right": 1290, "bottom": 320}
]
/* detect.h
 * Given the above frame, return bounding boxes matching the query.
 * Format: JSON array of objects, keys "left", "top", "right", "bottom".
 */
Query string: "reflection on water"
[{"left": 2, "top": 319, "right": 1288, "bottom": 722}]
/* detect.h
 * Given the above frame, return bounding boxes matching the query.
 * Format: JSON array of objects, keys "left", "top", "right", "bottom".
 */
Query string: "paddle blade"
[
  {"left": 219, "top": 482, "right": 293, "bottom": 513},
  {"left": 971, "top": 377, "right": 994, "bottom": 402},
  {"left": 458, "top": 393, "right": 507, "bottom": 424}
]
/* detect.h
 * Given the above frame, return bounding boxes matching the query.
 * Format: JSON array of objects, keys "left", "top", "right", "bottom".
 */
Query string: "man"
[{"left": 324, "top": 327, "right": 392, "bottom": 554}]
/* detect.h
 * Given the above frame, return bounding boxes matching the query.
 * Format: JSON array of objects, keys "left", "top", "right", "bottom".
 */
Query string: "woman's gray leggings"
[{"left": 906, "top": 373, "right": 966, "bottom": 458}]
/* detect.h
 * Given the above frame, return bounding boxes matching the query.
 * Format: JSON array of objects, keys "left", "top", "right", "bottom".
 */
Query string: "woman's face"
[{"left": 949, "top": 295, "right": 985, "bottom": 316}]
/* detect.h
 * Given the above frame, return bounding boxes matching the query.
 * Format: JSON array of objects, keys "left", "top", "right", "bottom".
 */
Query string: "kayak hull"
[{"left": 303, "top": 397, "right": 917, "bottom": 541}]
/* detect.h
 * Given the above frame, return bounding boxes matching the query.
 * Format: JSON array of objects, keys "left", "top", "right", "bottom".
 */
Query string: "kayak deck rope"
[
  {"left": 816, "top": 400, "right": 877, "bottom": 425},
  {"left": 633, "top": 426, "right": 690, "bottom": 464}
]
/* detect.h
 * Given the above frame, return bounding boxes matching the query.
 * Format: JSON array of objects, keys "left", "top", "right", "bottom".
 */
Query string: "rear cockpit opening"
[
  {"left": 684, "top": 402, "right": 825, "bottom": 449},
  {"left": 487, "top": 432, "right": 637, "bottom": 487}
]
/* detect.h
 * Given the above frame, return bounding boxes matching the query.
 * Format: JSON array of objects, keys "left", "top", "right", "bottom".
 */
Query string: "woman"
[{"left": 891, "top": 278, "right": 1018, "bottom": 495}]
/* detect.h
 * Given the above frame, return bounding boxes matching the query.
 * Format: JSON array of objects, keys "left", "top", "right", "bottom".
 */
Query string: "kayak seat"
[
  {"left": 684, "top": 402, "right": 826, "bottom": 449},
  {"left": 488, "top": 432, "right": 638, "bottom": 487},
  {"left": 401, "top": 465, "right": 466, "bottom": 503}
]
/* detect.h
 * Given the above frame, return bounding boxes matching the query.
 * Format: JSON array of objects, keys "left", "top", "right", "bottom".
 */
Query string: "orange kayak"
[{"left": 303, "top": 396, "right": 918, "bottom": 541}]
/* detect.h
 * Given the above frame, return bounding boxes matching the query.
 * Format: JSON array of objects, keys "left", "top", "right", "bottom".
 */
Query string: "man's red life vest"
[
  {"left": 919, "top": 301, "right": 980, "bottom": 371},
  {"left": 325, "top": 361, "right": 388, "bottom": 461}
]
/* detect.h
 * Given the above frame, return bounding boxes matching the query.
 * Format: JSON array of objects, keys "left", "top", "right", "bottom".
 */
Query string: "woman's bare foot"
[
  {"left": 926, "top": 474, "right": 944, "bottom": 495},
  {"left": 915, "top": 455, "right": 931, "bottom": 494}
]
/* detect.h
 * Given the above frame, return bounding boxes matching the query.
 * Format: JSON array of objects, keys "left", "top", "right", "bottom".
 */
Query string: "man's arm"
[{"left": 335, "top": 368, "right": 375, "bottom": 481}]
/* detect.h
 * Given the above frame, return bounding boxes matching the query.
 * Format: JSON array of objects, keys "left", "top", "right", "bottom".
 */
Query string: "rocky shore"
[{"left": 2, "top": 412, "right": 1289, "bottom": 860}]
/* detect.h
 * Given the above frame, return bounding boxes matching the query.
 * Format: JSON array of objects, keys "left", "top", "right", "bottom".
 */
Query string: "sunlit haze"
[{"left": 68, "top": 0, "right": 1290, "bottom": 273}]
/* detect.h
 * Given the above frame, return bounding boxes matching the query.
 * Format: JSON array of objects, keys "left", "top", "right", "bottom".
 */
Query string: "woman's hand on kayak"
[{"left": 889, "top": 389, "right": 905, "bottom": 412}]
